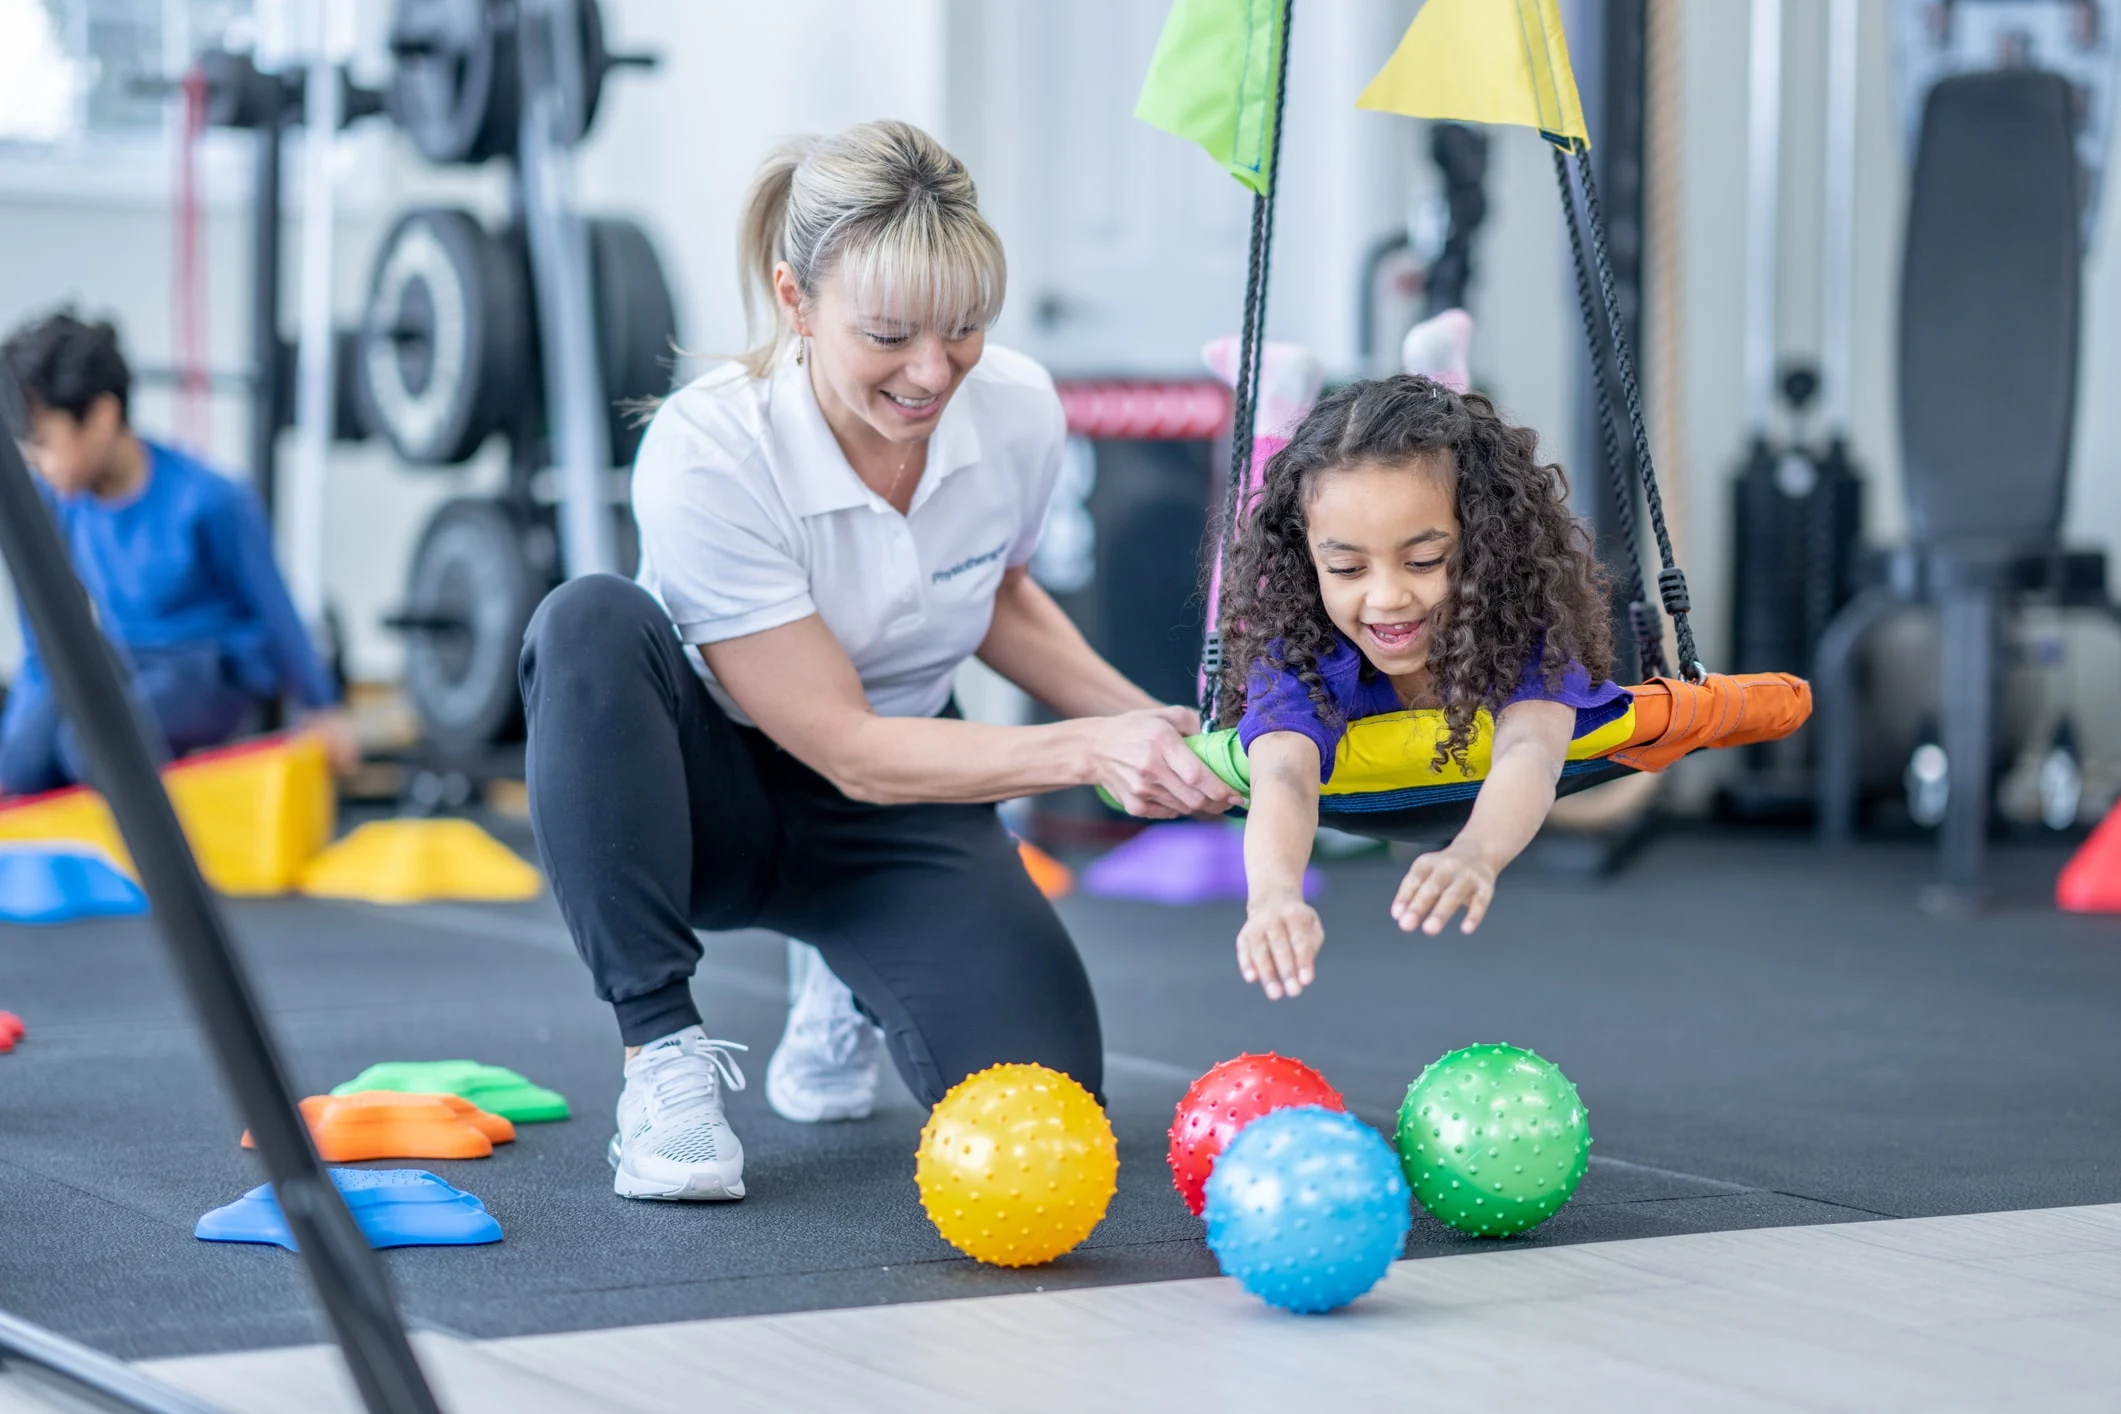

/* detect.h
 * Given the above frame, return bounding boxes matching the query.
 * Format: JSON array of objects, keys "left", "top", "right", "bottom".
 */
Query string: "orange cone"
[
  {"left": 2058, "top": 802, "right": 2121, "bottom": 912},
  {"left": 1017, "top": 841, "right": 1073, "bottom": 901},
  {"left": 241, "top": 1091, "right": 514, "bottom": 1161}
]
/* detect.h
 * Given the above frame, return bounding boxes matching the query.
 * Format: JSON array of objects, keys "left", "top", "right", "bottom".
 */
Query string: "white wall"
[
  {"left": 576, "top": 0, "right": 947, "bottom": 372},
  {"left": 1464, "top": 125, "right": 1576, "bottom": 470}
]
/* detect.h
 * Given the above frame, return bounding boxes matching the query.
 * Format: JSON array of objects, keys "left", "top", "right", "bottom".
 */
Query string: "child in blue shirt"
[
  {"left": 0, "top": 311, "right": 356, "bottom": 795},
  {"left": 1217, "top": 374, "right": 1617, "bottom": 1000}
]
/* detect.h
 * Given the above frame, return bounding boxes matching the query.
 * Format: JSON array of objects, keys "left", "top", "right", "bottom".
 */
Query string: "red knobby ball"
[{"left": 1167, "top": 1051, "right": 1345, "bottom": 1215}]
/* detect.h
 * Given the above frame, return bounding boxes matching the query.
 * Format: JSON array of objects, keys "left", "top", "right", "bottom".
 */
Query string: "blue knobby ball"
[{"left": 1202, "top": 1105, "right": 1411, "bottom": 1314}]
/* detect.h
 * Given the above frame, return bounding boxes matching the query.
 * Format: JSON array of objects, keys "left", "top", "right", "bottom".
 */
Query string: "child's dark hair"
[
  {"left": 1, "top": 309, "right": 131, "bottom": 424},
  {"left": 1216, "top": 373, "right": 1612, "bottom": 768}
]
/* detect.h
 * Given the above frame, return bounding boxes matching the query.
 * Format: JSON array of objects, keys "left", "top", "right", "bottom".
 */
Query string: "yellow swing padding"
[{"left": 1178, "top": 672, "right": 1812, "bottom": 818}]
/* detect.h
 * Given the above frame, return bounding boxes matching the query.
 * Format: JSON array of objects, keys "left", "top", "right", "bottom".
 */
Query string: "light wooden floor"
[{"left": 133, "top": 1204, "right": 2121, "bottom": 1414}]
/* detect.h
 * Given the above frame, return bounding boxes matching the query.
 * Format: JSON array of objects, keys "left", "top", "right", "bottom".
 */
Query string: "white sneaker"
[
  {"left": 608, "top": 1026, "right": 749, "bottom": 1201},
  {"left": 766, "top": 941, "right": 883, "bottom": 1123}
]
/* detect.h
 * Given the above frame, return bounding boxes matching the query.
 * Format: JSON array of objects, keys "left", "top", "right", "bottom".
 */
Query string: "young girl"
[{"left": 1221, "top": 374, "right": 1620, "bottom": 1000}]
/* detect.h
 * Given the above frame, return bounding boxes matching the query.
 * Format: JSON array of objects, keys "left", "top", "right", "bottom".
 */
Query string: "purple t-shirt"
[{"left": 1237, "top": 633, "right": 1627, "bottom": 783}]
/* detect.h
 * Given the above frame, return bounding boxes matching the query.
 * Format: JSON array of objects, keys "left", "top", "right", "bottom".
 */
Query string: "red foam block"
[{"left": 2058, "top": 801, "right": 2121, "bottom": 912}]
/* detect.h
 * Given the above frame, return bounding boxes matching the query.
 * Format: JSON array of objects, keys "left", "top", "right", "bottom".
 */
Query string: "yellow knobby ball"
[{"left": 915, "top": 1063, "right": 1118, "bottom": 1267}]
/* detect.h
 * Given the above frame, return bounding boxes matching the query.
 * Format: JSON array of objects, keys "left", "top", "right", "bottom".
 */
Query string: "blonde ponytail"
[
  {"left": 736, "top": 138, "right": 814, "bottom": 373},
  {"left": 735, "top": 120, "right": 1005, "bottom": 378}
]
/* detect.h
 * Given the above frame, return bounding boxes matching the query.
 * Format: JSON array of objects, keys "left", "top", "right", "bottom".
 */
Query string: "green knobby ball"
[{"left": 1396, "top": 1043, "right": 1590, "bottom": 1238}]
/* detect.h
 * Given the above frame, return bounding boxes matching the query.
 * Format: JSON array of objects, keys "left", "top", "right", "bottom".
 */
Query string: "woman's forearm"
[
  {"left": 705, "top": 611, "right": 1229, "bottom": 815},
  {"left": 978, "top": 570, "right": 1166, "bottom": 719},
  {"left": 829, "top": 713, "right": 1094, "bottom": 805}
]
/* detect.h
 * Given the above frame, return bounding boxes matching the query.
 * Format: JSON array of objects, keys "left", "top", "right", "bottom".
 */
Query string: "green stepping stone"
[{"left": 332, "top": 1061, "right": 570, "bottom": 1123}]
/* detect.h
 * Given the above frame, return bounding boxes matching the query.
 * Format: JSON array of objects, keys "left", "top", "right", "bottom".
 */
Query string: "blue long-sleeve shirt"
[{"left": 14, "top": 439, "right": 336, "bottom": 710}]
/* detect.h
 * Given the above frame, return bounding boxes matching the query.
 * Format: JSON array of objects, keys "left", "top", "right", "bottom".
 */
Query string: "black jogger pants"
[{"left": 518, "top": 574, "right": 1103, "bottom": 1105}]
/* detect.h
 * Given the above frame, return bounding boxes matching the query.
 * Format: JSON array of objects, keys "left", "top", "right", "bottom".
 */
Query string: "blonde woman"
[{"left": 521, "top": 121, "right": 1236, "bottom": 1201}]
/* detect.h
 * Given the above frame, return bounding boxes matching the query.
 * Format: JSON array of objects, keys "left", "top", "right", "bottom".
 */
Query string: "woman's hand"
[
  {"left": 1237, "top": 892, "right": 1323, "bottom": 999},
  {"left": 1084, "top": 707, "right": 1238, "bottom": 818},
  {"left": 1391, "top": 844, "right": 1498, "bottom": 936}
]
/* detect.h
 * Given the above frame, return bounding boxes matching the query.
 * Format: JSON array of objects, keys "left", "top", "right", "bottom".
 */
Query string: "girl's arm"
[
  {"left": 1237, "top": 730, "right": 1325, "bottom": 999},
  {"left": 1392, "top": 698, "right": 1575, "bottom": 935},
  {"left": 977, "top": 567, "right": 1167, "bottom": 718}
]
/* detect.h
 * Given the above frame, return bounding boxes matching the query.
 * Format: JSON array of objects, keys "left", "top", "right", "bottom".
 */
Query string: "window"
[{"left": 0, "top": 0, "right": 254, "bottom": 145}]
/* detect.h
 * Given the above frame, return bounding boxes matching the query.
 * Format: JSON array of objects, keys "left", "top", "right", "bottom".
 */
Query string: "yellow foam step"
[
  {"left": 297, "top": 819, "right": 542, "bottom": 904},
  {"left": 0, "top": 734, "right": 334, "bottom": 896}
]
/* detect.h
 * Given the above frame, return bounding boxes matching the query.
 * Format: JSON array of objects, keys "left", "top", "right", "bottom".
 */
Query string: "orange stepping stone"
[
  {"left": 241, "top": 1091, "right": 514, "bottom": 1161},
  {"left": 1017, "top": 840, "right": 1074, "bottom": 901}
]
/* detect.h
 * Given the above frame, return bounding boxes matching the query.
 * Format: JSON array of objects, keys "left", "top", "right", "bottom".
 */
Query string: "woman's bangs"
[{"left": 840, "top": 219, "right": 1005, "bottom": 336}]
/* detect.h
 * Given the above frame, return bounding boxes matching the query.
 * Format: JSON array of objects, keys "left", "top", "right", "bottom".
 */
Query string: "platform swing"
[{"left": 1127, "top": 0, "right": 1811, "bottom": 843}]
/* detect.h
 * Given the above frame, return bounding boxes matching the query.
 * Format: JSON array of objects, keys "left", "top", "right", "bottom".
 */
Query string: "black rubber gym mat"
[{"left": 0, "top": 831, "right": 2115, "bottom": 1359}]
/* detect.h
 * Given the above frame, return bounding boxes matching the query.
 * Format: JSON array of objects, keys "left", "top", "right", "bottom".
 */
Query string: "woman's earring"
[{"left": 795, "top": 336, "right": 808, "bottom": 367}]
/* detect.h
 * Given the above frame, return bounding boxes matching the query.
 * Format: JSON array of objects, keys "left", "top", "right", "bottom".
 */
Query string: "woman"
[{"left": 522, "top": 120, "right": 1237, "bottom": 1202}]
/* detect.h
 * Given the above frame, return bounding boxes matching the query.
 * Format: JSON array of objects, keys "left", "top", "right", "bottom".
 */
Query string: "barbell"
[
  {"left": 386, "top": 0, "right": 654, "bottom": 166},
  {"left": 355, "top": 206, "right": 676, "bottom": 468}
]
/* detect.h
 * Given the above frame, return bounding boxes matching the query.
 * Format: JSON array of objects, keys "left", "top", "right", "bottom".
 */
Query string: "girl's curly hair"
[{"left": 1216, "top": 374, "right": 1612, "bottom": 769}]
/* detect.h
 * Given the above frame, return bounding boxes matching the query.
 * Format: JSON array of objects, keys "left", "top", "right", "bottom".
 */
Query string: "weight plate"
[
  {"left": 401, "top": 498, "right": 545, "bottom": 755},
  {"left": 588, "top": 217, "right": 679, "bottom": 466},
  {"left": 357, "top": 208, "right": 529, "bottom": 466},
  {"left": 549, "top": 0, "right": 610, "bottom": 149},
  {"left": 387, "top": 0, "right": 619, "bottom": 164},
  {"left": 387, "top": 0, "right": 520, "bottom": 165}
]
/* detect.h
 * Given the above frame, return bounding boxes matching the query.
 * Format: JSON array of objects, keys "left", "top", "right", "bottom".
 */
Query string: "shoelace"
[{"left": 640, "top": 1037, "right": 748, "bottom": 1125}]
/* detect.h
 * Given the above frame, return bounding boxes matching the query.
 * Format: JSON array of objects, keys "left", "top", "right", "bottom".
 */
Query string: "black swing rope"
[
  {"left": 1199, "top": 0, "right": 1295, "bottom": 724},
  {"left": 1560, "top": 144, "right": 1702, "bottom": 681},
  {"left": 1554, "top": 143, "right": 1669, "bottom": 682}
]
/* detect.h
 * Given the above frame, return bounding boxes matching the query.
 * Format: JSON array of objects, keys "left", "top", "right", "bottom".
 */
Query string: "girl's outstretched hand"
[
  {"left": 1237, "top": 894, "right": 1323, "bottom": 999},
  {"left": 1392, "top": 845, "right": 1498, "bottom": 936}
]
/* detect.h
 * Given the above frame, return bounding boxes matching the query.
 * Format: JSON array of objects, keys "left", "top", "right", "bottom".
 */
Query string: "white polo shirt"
[{"left": 630, "top": 343, "right": 1066, "bottom": 726}]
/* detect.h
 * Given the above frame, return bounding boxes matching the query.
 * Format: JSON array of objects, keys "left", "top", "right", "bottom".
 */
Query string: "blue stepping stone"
[
  {"left": 195, "top": 1168, "right": 502, "bottom": 1250},
  {"left": 0, "top": 846, "right": 147, "bottom": 925}
]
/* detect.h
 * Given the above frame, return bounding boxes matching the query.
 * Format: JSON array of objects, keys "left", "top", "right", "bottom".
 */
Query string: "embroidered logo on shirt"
[{"left": 932, "top": 541, "right": 1008, "bottom": 584}]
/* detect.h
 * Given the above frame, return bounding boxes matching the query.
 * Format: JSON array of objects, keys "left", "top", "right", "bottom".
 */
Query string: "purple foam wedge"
[{"left": 1080, "top": 822, "right": 1322, "bottom": 906}]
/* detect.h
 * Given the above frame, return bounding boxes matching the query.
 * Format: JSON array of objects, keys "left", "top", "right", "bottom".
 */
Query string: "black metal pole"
[
  {"left": 0, "top": 375, "right": 437, "bottom": 1413},
  {"left": 248, "top": 109, "right": 286, "bottom": 520}
]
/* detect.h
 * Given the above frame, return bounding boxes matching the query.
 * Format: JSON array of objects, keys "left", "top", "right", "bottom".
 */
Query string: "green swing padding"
[{"left": 1097, "top": 696, "right": 1645, "bottom": 841}]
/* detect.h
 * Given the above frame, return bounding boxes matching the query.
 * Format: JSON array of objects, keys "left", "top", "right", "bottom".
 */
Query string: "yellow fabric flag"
[{"left": 1356, "top": 0, "right": 1591, "bottom": 150}]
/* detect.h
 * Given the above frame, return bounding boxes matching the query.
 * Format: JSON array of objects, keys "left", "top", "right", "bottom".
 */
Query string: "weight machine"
[
  {"left": 359, "top": 0, "right": 678, "bottom": 805},
  {"left": 136, "top": 1, "right": 673, "bottom": 804},
  {"left": 1814, "top": 0, "right": 2121, "bottom": 907}
]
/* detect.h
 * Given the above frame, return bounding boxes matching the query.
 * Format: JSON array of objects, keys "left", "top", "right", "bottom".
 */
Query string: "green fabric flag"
[{"left": 1134, "top": 0, "right": 1288, "bottom": 196}]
